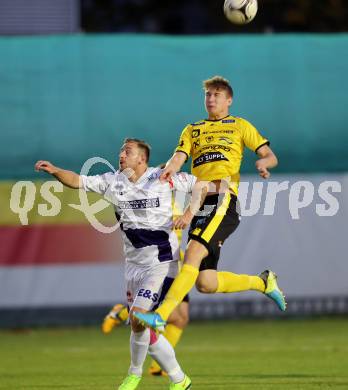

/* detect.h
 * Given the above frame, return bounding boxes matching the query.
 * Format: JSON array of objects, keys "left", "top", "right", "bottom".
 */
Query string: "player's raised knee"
[{"left": 195, "top": 279, "right": 217, "bottom": 293}]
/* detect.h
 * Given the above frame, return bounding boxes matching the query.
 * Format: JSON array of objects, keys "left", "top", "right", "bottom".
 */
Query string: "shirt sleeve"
[
  {"left": 81, "top": 172, "right": 114, "bottom": 195},
  {"left": 174, "top": 124, "right": 192, "bottom": 160},
  {"left": 241, "top": 118, "right": 270, "bottom": 153},
  {"left": 171, "top": 172, "right": 197, "bottom": 193}
]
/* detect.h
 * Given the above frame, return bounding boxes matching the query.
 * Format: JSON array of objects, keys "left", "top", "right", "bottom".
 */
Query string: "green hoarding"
[{"left": 1, "top": 34, "right": 347, "bottom": 179}]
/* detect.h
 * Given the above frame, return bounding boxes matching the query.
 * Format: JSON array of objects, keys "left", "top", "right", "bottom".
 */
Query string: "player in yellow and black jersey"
[
  {"left": 176, "top": 114, "right": 269, "bottom": 195},
  {"left": 134, "top": 76, "right": 286, "bottom": 331}
]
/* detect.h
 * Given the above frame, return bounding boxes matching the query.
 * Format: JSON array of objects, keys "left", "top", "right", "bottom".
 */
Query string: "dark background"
[{"left": 81, "top": 0, "right": 348, "bottom": 34}]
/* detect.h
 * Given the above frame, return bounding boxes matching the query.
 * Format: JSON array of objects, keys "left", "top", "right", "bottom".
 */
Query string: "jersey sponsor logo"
[
  {"left": 219, "top": 136, "right": 233, "bottom": 144},
  {"left": 200, "top": 144, "right": 231, "bottom": 152},
  {"left": 118, "top": 198, "right": 160, "bottom": 209},
  {"left": 192, "top": 129, "right": 200, "bottom": 138},
  {"left": 137, "top": 288, "right": 159, "bottom": 303},
  {"left": 191, "top": 121, "right": 205, "bottom": 126},
  {"left": 205, "top": 136, "right": 214, "bottom": 143},
  {"left": 193, "top": 152, "right": 228, "bottom": 167},
  {"left": 202, "top": 130, "right": 234, "bottom": 135},
  {"left": 222, "top": 119, "right": 235, "bottom": 123}
]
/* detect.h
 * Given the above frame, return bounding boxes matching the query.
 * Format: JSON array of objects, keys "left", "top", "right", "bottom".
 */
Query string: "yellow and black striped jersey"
[{"left": 175, "top": 115, "right": 269, "bottom": 194}]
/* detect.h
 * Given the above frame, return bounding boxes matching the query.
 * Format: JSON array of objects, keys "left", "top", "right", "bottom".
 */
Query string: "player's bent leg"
[
  {"left": 198, "top": 270, "right": 267, "bottom": 295},
  {"left": 215, "top": 271, "right": 265, "bottom": 293},
  {"left": 156, "top": 240, "right": 206, "bottom": 320},
  {"left": 196, "top": 269, "right": 219, "bottom": 293},
  {"left": 260, "top": 270, "right": 287, "bottom": 311},
  {"left": 149, "top": 302, "right": 189, "bottom": 376},
  {"left": 148, "top": 323, "right": 184, "bottom": 376},
  {"left": 148, "top": 328, "right": 191, "bottom": 388},
  {"left": 134, "top": 241, "right": 204, "bottom": 329},
  {"left": 102, "top": 304, "right": 129, "bottom": 334},
  {"left": 168, "top": 301, "right": 189, "bottom": 329}
]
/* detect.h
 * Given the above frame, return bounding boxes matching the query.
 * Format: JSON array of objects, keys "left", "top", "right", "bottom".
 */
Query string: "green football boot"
[
  {"left": 260, "top": 270, "right": 287, "bottom": 311},
  {"left": 169, "top": 375, "right": 192, "bottom": 389},
  {"left": 118, "top": 374, "right": 141, "bottom": 390}
]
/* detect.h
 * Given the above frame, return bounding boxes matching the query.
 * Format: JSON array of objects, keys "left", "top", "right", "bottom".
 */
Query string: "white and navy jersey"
[{"left": 81, "top": 167, "right": 196, "bottom": 267}]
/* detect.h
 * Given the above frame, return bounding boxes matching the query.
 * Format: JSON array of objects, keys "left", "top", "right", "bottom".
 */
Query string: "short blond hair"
[
  {"left": 203, "top": 76, "right": 233, "bottom": 98},
  {"left": 123, "top": 138, "right": 151, "bottom": 162}
]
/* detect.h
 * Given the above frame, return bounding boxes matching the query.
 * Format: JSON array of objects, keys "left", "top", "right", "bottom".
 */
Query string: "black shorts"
[{"left": 188, "top": 193, "right": 240, "bottom": 271}]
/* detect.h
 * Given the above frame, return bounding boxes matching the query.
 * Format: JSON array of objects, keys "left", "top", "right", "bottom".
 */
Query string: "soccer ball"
[{"left": 223, "top": 0, "right": 258, "bottom": 25}]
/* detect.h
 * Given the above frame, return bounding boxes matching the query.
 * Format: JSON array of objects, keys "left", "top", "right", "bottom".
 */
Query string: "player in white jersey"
[
  {"left": 102, "top": 184, "right": 190, "bottom": 378},
  {"left": 35, "top": 138, "right": 194, "bottom": 390}
]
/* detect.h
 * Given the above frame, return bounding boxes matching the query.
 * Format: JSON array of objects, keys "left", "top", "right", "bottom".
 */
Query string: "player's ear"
[{"left": 139, "top": 152, "right": 146, "bottom": 164}]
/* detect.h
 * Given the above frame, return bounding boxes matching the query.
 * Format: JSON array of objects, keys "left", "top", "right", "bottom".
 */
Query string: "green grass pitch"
[{"left": 1, "top": 318, "right": 347, "bottom": 389}]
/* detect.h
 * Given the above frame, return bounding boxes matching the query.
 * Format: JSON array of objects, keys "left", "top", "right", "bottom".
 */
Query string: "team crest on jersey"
[
  {"left": 193, "top": 152, "right": 228, "bottom": 167},
  {"left": 111, "top": 182, "right": 125, "bottom": 195},
  {"left": 205, "top": 136, "right": 214, "bottom": 143},
  {"left": 192, "top": 129, "right": 200, "bottom": 138}
]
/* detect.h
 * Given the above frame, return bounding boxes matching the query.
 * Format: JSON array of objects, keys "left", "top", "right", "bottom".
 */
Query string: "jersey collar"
[
  {"left": 134, "top": 167, "right": 154, "bottom": 185},
  {"left": 118, "top": 167, "right": 151, "bottom": 185},
  {"left": 205, "top": 114, "right": 231, "bottom": 122}
]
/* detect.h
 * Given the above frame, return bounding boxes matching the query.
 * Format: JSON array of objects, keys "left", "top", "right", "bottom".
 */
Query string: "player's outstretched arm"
[
  {"left": 160, "top": 152, "right": 187, "bottom": 182},
  {"left": 35, "top": 160, "right": 82, "bottom": 189},
  {"left": 255, "top": 145, "right": 278, "bottom": 179}
]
